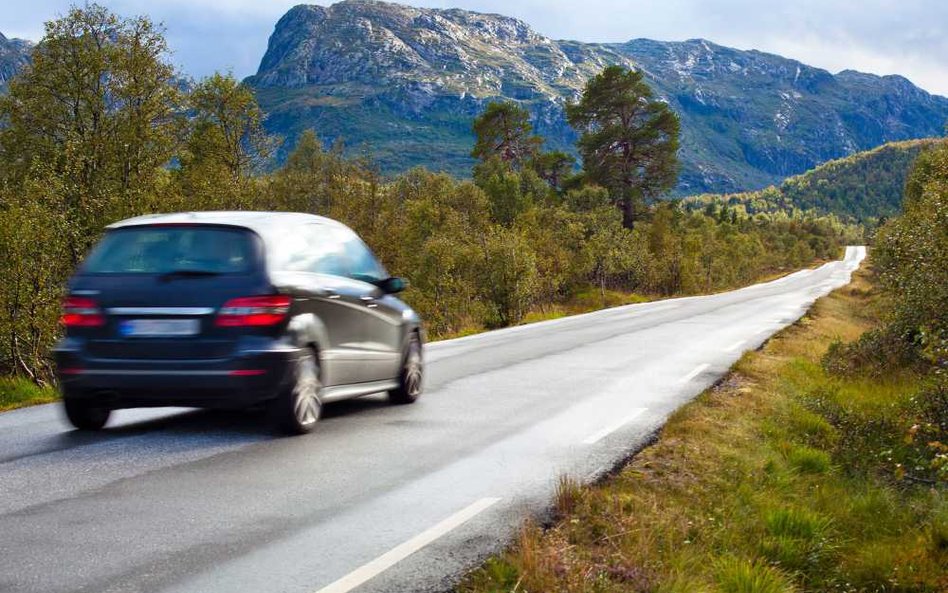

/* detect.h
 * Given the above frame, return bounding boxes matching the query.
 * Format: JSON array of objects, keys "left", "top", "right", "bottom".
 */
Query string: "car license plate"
[{"left": 119, "top": 319, "right": 200, "bottom": 338}]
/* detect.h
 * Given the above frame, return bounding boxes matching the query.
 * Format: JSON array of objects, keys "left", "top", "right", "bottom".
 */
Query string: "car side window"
[
  {"left": 340, "top": 231, "right": 387, "bottom": 284},
  {"left": 268, "top": 224, "right": 348, "bottom": 277},
  {"left": 306, "top": 225, "right": 349, "bottom": 276}
]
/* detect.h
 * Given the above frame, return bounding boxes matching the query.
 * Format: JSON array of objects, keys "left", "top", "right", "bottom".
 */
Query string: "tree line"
[
  {"left": 0, "top": 5, "right": 856, "bottom": 383},
  {"left": 685, "top": 140, "right": 935, "bottom": 224}
]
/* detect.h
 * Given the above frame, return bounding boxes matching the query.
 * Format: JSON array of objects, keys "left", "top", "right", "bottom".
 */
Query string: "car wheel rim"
[
  {"left": 294, "top": 355, "right": 321, "bottom": 427},
  {"left": 404, "top": 345, "right": 422, "bottom": 397}
]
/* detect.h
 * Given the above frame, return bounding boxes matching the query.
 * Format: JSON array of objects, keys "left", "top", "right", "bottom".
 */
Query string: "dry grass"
[{"left": 461, "top": 267, "right": 948, "bottom": 593}]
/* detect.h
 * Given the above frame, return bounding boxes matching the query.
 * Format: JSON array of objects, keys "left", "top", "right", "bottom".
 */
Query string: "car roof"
[{"left": 107, "top": 211, "right": 348, "bottom": 235}]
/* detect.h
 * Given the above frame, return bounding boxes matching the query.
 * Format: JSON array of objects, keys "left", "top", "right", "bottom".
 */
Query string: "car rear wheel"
[
  {"left": 63, "top": 398, "right": 111, "bottom": 431},
  {"left": 271, "top": 349, "right": 322, "bottom": 435},
  {"left": 389, "top": 335, "right": 423, "bottom": 405}
]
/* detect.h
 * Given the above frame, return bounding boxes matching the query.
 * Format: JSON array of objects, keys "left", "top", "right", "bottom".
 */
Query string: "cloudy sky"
[{"left": 5, "top": 0, "right": 948, "bottom": 96}]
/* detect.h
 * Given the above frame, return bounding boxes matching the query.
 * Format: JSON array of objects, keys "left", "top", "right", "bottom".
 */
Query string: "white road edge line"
[
  {"left": 427, "top": 300, "right": 685, "bottom": 350},
  {"left": 725, "top": 340, "right": 746, "bottom": 353},
  {"left": 313, "top": 497, "right": 501, "bottom": 593},
  {"left": 679, "top": 363, "right": 711, "bottom": 384},
  {"left": 582, "top": 408, "right": 648, "bottom": 445}
]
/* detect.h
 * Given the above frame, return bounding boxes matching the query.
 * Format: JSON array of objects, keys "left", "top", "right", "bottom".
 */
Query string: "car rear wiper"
[{"left": 158, "top": 269, "right": 223, "bottom": 282}]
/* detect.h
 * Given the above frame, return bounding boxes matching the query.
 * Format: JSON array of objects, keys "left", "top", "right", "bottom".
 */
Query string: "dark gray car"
[{"left": 54, "top": 212, "right": 424, "bottom": 434}]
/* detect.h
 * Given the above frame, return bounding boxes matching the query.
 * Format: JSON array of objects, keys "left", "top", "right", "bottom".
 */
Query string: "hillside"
[
  {"left": 247, "top": 0, "right": 948, "bottom": 194},
  {"left": 685, "top": 139, "right": 936, "bottom": 221}
]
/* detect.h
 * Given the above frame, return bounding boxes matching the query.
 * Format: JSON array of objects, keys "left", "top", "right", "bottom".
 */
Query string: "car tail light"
[
  {"left": 61, "top": 296, "right": 105, "bottom": 327},
  {"left": 216, "top": 295, "right": 291, "bottom": 327}
]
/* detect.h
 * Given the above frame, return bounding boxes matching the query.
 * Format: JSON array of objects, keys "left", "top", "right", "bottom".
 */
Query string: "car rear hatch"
[{"left": 67, "top": 224, "right": 279, "bottom": 362}]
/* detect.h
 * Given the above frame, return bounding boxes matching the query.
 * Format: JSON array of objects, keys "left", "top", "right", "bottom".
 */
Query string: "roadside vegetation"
[
  {"left": 461, "top": 139, "right": 948, "bottom": 592},
  {"left": 0, "top": 376, "right": 58, "bottom": 412},
  {"left": 0, "top": 5, "right": 858, "bottom": 401}
]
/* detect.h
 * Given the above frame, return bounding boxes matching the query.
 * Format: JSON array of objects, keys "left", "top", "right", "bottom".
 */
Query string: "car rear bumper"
[{"left": 53, "top": 338, "right": 300, "bottom": 410}]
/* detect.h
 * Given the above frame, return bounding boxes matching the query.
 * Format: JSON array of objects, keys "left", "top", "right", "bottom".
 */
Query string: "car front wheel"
[{"left": 389, "top": 335, "right": 423, "bottom": 405}]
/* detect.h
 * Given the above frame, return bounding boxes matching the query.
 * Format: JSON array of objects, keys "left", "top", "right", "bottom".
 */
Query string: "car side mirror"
[{"left": 379, "top": 277, "right": 407, "bottom": 294}]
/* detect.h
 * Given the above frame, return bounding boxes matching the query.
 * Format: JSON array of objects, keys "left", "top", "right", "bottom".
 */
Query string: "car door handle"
[
  {"left": 360, "top": 296, "right": 378, "bottom": 308},
  {"left": 323, "top": 288, "right": 341, "bottom": 300}
]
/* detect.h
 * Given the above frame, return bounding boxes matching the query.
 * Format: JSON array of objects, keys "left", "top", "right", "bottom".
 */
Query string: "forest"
[
  {"left": 0, "top": 5, "right": 859, "bottom": 385},
  {"left": 686, "top": 139, "right": 936, "bottom": 223}
]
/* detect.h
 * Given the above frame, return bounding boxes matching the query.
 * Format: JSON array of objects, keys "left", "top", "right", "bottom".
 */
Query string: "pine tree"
[
  {"left": 471, "top": 101, "right": 542, "bottom": 169},
  {"left": 566, "top": 66, "right": 680, "bottom": 229}
]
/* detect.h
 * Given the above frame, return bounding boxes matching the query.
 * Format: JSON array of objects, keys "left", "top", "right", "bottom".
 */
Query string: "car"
[{"left": 53, "top": 211, "right": 424, "bottom": 435}]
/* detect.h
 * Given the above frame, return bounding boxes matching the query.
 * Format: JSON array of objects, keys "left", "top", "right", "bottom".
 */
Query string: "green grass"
[
  {"left": 0, "top": 376, "right": 58, "bottom": 411},
  {"left": 714, "top": 558, "right": 795, "bottom": 593},
  {"left": 460, "top": 268, "right": 948, "bottom": 593}
]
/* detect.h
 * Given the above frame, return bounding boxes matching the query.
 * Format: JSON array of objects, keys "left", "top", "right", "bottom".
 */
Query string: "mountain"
[
  {"left": 685, "top": 139, "right": 936, "bottom": 222},
  {"left": 0, "top": 33, "right": 31, "bottom": 91},
  {"left": 617, "top": 39, "right": 948, "bottom": 193},
  {"left": 247, "top": 0, "right": 948, "bottom": 194}
]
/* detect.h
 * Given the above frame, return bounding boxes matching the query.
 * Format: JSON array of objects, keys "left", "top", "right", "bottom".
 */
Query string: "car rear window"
[{"left": 82, "top": 226, "right": 257, "bottom": 274}]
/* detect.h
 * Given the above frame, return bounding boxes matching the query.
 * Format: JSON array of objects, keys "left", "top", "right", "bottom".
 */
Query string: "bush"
[
  {"left": 822, "top": 326, "right": 922, "bottom": 377},
  {"left": 873, "top": 140, "right": 948, "bottom": 368},
  {"left": 905, "top": 377, "right": 948, "bottom": 484}
]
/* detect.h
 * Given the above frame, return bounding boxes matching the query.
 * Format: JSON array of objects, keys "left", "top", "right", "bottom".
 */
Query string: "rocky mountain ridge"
[
  {"left": 0, "top": 33, "right": 32, "bottom": 90},
  {"left": 249, "top": 0, "right": 948, "bottom": 193}
]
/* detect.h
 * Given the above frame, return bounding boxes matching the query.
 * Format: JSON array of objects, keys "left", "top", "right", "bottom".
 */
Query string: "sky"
[{"left": 4, "top": 0, "right": 948, "bottom": 96}]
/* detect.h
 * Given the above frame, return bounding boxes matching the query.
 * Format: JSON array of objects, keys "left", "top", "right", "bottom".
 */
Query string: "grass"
[
  {"left": 521, "top": 288, "right": 652, "bottom": 326},
  {"left": 460, "top": 267, "right": 948, "bottom": 593},
  {"left": 0, "top": 375, "right": 58, "bottom": 411}
]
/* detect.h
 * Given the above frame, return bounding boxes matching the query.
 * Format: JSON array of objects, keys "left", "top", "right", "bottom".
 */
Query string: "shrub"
[
  {"left": 822, "top": 326, "right": 922, "bottom": 377},
  {"left": 905, "top": 377, "right": 948, "bottom": 484}
]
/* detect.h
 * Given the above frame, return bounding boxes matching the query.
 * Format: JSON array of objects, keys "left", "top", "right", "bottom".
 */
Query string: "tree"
[
  {"left": 269, "top": 130, "right": 361, "bottom": 214},
  {"left": 471, "top": 101, "right": 542, "bottom": 169},
  {"left": 0, "top": 3, "right": 181, "bottom": 259},
  {"left": 182, "top": 72, "right": 278, "bottom": 187},
  {"left": 478, "top": 226, "right": 539, "bottom": 327},
  {"left": 531, "top": 150, "right": 575, "bottom": 192},
  {"left": 566, "top": 65, "right": 680, "bottom": 229},
  {"left": 473, "top": 157, "right": 544, "bottom": 225}
]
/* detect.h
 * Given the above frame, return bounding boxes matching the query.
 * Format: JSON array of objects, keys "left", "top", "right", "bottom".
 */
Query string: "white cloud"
[{"left": 4, "top": 0, "right": 948, "bottom": 95}]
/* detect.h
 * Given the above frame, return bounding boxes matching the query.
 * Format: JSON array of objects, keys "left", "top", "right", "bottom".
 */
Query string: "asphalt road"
[{"left": 0, "top": 246, "right": 865, "bottom": 593}]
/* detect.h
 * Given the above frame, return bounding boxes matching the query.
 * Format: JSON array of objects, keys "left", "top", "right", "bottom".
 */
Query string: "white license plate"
[{"left": 119, "top": 319, "right": 200, "bottom": 338}]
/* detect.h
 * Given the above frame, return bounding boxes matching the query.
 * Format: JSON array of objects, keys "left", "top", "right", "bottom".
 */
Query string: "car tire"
[
  {"left": 63, "top": 398, "right": 111, "bottom": 431},
  {"left": 271, "top": 349, "right": 322, "bottom": 435},
  {"left": 389, "top": 334, "right": 423, "bottom": 405}
]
